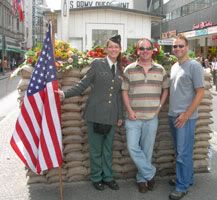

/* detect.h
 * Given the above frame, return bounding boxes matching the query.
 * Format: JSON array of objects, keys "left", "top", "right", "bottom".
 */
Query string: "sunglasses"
[
  {"left": 138, "top": 46, "right": 153, "bottom": 51},
  {"left": 173, "top": 44, "right": 185, "bottom": 49}
]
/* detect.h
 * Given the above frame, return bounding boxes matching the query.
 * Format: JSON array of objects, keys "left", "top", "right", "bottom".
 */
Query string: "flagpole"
[
  {"left": 58, "top": 166, "right": 64, "bottom": 200},
  {"left": 50, "top": 20, "right": 64, "bottom": 200}
]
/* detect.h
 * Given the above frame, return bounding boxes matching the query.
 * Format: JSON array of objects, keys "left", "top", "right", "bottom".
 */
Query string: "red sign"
[
  {"left": 192, "top": 21, "right": 215, "bottom": 30},
  {"left": 162, "top": 30, "right": 177, "bottom": 39},
  {"left": 212, "top": 35, "right": 217, "bottom": 42}
]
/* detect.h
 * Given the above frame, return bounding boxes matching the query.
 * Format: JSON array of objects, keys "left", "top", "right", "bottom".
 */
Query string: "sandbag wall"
[{"left": 16, "top": 66, "right": 213, "bottom": 184}]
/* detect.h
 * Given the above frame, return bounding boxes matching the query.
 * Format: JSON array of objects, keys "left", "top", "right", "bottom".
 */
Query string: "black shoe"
[
  {"left": 169, "top": 179, "right": 176, "bottom": 186},
  {"left": 92, "top": 181, "right": 104, "bottom": 191},
  {"left": 147, "top": 177, "right": 155, "bottom": 190},
  {"left": 103, "top": 180, "right": 119, "bottom": 190},
  {"left": 169, "top": 190, "right": 188, "bottom": 200},
  {"left": 137, "top": 182, "right": 149, "bottom": 193}
]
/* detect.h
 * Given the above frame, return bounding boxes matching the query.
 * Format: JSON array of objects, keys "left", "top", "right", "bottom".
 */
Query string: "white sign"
[
  {"left": 208, "top": 26, "right": 217, "bottom": 34},
  {"left": 182, "top": 31, "right": 196, "bottom": 38},
  {"left": 69, "top": 0, "right": 133, "bottom": 9},
  {"left": 158, "top": 39, "right": 173, "bottom": 45}
]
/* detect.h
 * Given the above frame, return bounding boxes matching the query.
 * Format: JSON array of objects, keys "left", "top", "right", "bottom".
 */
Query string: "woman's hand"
[
  {"left": 54, "top": 89, "right": 65, "bottom": 101},
  {"left": 117, "top": 119, "right": 123, "bottom": 127}
]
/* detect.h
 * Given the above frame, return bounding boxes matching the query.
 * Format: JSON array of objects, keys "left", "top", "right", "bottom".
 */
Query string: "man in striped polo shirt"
[{"left": 122, "top": 38, "right": 169, "bottom": 193}]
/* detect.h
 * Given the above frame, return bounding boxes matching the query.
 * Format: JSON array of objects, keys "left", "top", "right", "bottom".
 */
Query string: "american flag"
[
  {"left": 12, "top": 0, "right": 24, "bottom": 21},
  {"left": 12, "top": 0, "right": 17, "bottom": 16},
  {"left": 10, "top": 23, "right": 63, "bottom": 174}
]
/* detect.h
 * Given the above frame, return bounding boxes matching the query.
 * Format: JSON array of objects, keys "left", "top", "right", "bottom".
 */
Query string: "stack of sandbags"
[
  {"left": 16, "top": 65, "right": 34, "bottom": 107},
  {"left": 26, "top": 170, "right": 48, "bottom": 184},
  {"left": 193, "top": 71, "right": 213, "bottom": 173},
  {"left": 18, "top": 67, "right": 213, "bottom": 183},
  {"left": 61, "top": 68, "right": 89, "bottom": 182},
  {"left": 112, "top": 127, "right": 136, "bottom": 179},
  {"left": 46, "top": 168, "right": 68, "bottom": 184},
  {"left": 154, "top": 104, "right": 175, "bottom": 176}
]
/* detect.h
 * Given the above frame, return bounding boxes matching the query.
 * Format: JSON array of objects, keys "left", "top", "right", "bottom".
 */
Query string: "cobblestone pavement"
[{"left": 0, "top": 96, "right": 217, "bottom": 200}]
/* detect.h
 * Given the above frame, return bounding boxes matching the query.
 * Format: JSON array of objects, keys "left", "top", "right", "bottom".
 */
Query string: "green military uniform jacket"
[{"left": 64, "top": 58, "right": 123, "bottom": 125}]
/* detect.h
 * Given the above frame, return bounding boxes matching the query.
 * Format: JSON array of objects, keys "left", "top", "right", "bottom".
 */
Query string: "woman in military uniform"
[{"left": 57, "top": 35, "right": 123, "bottom": 191}]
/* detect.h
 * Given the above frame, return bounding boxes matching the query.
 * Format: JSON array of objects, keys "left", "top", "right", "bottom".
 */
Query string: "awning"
[{"left": 6, "top": 47, "right": 26, "bottom": 53}]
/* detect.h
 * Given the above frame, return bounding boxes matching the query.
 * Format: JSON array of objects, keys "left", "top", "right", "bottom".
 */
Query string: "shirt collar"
[
  {"left": 107, "top": 56, "right": 117, "bottom": 68},
  {"left": 135, "top": 59, "right": 156, "bottom": 69}
]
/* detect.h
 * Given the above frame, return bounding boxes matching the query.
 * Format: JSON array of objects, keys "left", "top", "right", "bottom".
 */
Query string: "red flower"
[
  {"left": 152, "top": 42, "right": 160, "bottom": 56},
  {"left": 27, "top": 57, "right": 33, "bottom": 64}
]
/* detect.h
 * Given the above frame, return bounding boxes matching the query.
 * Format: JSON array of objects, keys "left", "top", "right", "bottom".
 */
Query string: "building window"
[
  {"left": 153, "top": 1, "right": 160, "bottom": 9},
  {"left": 212, "top": 0, "right": 217, "bottom": 5},
  {"left": 69, "top": 37, "right": 83, "bottom": 51},
  {"left": 16, "top": 18, "right": 19, "bottom": 31},
  {"left": 127, "top": 38, "right": 138, "bottom": 48},
  {"left": 92, "top": 29, "right": 118, "bottom": 47},
  {"left": 166, "top": 0, "right": 214, "bottom": 21},
  {"left": 171, "top": 8, "right": 181, "bottom": 19}
]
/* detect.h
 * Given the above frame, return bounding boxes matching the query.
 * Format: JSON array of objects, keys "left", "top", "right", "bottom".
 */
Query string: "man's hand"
[
  {"left": 54, "top": 89, "right": 65, "bottom": 101},
  {"left": 175, "top": 112, "right": 189, "bottom": 128},
  {"left": 128, "top": 110, "right": 137, "bottom": 120}
]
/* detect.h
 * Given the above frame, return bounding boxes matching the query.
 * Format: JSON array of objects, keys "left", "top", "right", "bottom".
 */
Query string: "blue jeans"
[
  {"left": 168, "top": 116, "right": 196, "bottom": 192},
  {"left": 125, "top": 116, "right": 158, "bottom": 183}
]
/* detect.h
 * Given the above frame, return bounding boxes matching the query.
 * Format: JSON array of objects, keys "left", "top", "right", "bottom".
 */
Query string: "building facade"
[
  {"left": 151, "top": 0, "right": 217, "bottom": 58},
  {"left": 0, "top": 0, "right": 25, "bottom": 66},
  {"left": 51, "top": 0, "right": 163, "bottom": 51}
]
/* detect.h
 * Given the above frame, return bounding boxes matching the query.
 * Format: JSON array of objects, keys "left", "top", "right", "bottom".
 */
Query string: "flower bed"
[{"left": 11, "top": 40, "right": 179, "bottom": 78}]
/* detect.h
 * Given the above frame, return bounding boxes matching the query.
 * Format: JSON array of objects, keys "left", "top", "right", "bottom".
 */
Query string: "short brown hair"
[
  {"left": 136, "top": 38, "right": 153, "bottom": 49},
  {"left": 174, "top": 33, "right": 189, "bottom": 46}
]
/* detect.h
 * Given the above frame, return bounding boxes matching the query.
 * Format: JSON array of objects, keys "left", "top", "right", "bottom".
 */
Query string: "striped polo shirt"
[{"left": 122, "top": 60, "right": 169, "bottom": 120}]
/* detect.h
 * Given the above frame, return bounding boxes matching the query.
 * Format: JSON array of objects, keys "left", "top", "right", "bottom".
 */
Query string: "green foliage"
[
  {"left": 153, "top": 46, "right": 165, "bottom": 65},
  {"left": 188, "top": 50, "right": 196, "bottom": 58}
]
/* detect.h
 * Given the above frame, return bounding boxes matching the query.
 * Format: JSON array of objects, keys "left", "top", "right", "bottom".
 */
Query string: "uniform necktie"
[{"left": 111, "top": 64, "right": 115, "bottom": 77}]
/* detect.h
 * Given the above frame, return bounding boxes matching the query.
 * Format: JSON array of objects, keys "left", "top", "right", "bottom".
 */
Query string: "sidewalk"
[
  {"left": 0, "top": 103, "right": 217, "bottom": 200},
  {"left": 0, "top": 70, "right": 12, "bottom": 80},
  {"left": 211, "top": 85, "right": 217, "bottom": 96}
]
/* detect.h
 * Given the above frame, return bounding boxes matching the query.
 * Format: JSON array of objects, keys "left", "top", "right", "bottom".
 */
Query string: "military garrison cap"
[{"left": 109, "top": 34, "right": 121, "bottom": 45}]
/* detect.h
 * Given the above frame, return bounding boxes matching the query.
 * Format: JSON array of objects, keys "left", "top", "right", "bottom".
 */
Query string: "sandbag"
[
  {"left": 20, "top": 65, "right": 34, "bottom": 79},
  {"left": 64, "top": 151, "right": 89, "bottom": 162},
  {"left": 67, "top": 166, "right": 88, "bottom": 177},
  {"left": 80, "top": 66, "right": 91, "bottom": 77},
  {"left": 61, "top": 112, "right": 82, "bottom": 121},
  {"left": 63, "top": 143, "right": 83, "bottom": 153},
  {"left": 62, "top": 119, "right": 84, "bottom": 128},
  {"left": 63, "top": 135, "right": 83, "bottom": 144},
  {"left": 62, "top": 68, "right": 81, "bottom": 78},
  {"left": 61, "top": 103, "right": 81, "bottom": 112},
  {"left": 17, "top": 79, "right": 30, "bottom": 91},
  {"left": 62, "top": 127, "right": 82, "bottom": 135}
]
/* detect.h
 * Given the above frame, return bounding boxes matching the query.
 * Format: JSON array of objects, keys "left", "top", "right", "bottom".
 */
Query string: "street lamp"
[{"left": 63, "top": 0, "right": 67, "bottom": 16}]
